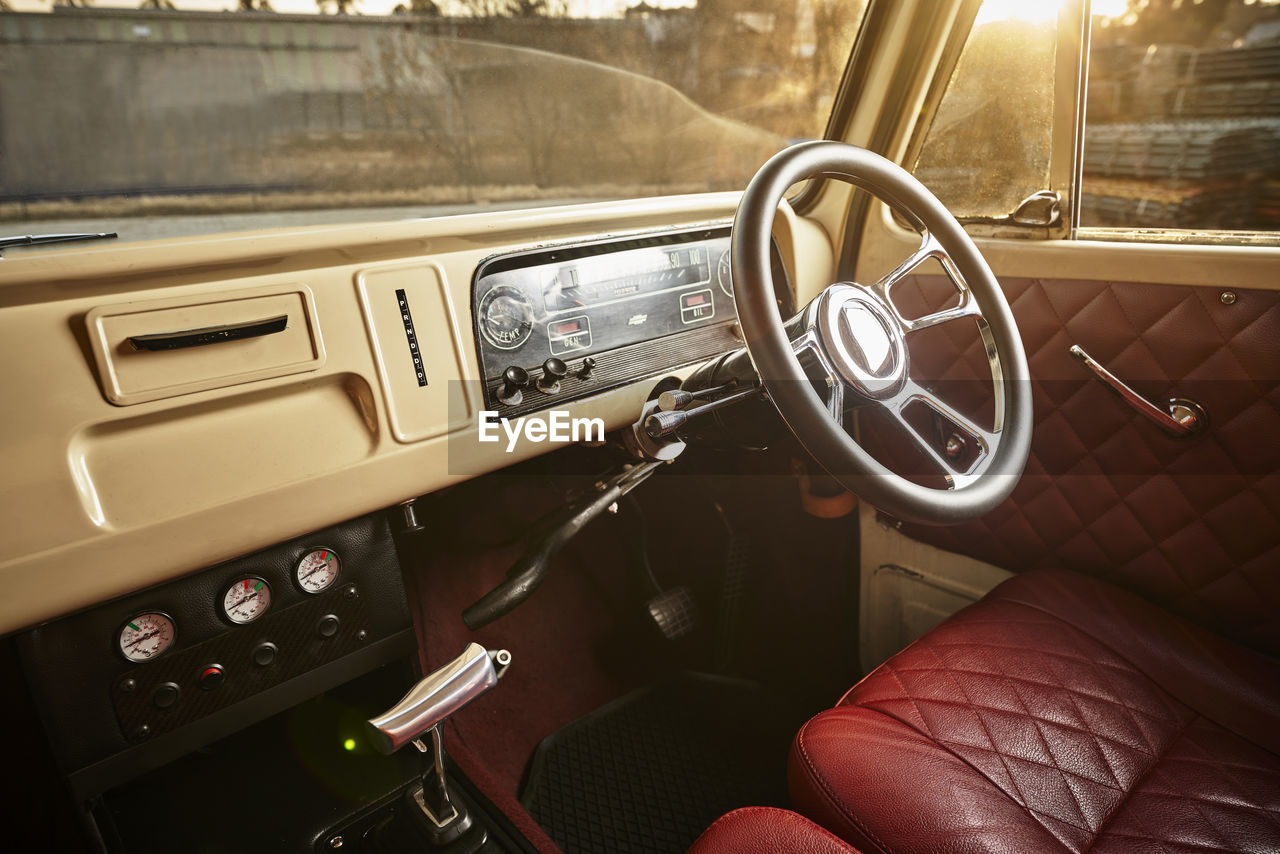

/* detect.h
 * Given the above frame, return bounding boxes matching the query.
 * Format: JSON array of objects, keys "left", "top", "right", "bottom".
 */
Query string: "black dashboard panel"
[
  {"left": 472, "top": 225, "right": 782, "bottom": 416},
  {"left": 17, "top": 511, "right": 414, "bottom": 799}
]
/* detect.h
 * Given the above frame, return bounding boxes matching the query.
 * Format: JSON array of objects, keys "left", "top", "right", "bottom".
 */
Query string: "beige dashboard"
[{"left": 0, "top": 193, "right": 833, "bottom": 636}]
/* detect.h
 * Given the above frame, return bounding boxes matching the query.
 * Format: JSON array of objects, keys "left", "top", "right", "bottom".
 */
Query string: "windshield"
[{"left": 0, "top": 1, "right": 865, "bottom": 246}]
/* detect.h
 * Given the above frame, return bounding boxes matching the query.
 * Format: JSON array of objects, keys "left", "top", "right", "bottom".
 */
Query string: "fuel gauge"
[{"left": 222, "top": 577, "right": 272, "bottom": 625}]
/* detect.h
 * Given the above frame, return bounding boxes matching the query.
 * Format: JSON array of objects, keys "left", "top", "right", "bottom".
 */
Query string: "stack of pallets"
[
  {"left": 1082, "top": 32, "right": 1280, "bottom": 231},
  {"left": 1084, "top": 120, "right": 1280, "bottom": 181}
]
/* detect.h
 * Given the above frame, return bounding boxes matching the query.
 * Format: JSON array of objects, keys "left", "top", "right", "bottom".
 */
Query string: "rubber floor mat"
[{"left": 520, "top": 673, "right": 793, "bottom": 854}]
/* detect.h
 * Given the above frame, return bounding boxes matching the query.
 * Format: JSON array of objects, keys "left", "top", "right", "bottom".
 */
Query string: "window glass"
[
  {"left": 911, "top": 1, "right": 1061, "bottom": 221},
  {"left": 1081, "top": 0, "right": 1280, "bottom": 233},
  {"left": 0, "top": 0, "right": 866, "bottom": 245}
]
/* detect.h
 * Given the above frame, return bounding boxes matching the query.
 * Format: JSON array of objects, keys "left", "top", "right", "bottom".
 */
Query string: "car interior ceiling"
[{"left": 2, "top": 0, "right": 1279, "bottom": 853}]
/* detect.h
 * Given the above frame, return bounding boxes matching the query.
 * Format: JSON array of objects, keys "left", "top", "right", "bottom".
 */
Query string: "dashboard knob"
[
  {"left": 537, "top": 358, "right": 568, "bottom": 394},
  {"left": 498, "top": 365, "right": 530, "bottom": 406},
  {"left": 576, "top": 357, "right": 597, "bottom": 381}
]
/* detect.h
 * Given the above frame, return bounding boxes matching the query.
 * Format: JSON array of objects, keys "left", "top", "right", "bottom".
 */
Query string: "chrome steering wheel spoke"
[
  {"left": 791, "top": 329, "right": 845, "bottom": 421},
  {"left": 883, "top": 378, "right": 997, "bottom": 490},
  {"left": 869, "top": 232, "right": 983, "bottom": 335}
]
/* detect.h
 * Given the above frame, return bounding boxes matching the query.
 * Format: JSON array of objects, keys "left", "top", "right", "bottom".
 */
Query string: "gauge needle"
[{"left": 126, "top": 630, "right": 159, "bottom": 649}]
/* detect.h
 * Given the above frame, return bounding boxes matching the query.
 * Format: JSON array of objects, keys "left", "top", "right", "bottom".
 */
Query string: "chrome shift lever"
[
  {"left": 367, "top": 643, "right": 511, "bottom": 754},
  {"left": 365, "top": 644, "right": 512, "bottom": 849}
]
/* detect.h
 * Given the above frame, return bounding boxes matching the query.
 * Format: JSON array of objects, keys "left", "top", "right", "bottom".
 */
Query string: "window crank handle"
[{"left": 1069, "top": 345, "right": 1207, "bottom": 439}]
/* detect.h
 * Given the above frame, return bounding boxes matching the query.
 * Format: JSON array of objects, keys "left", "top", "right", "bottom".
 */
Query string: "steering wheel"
[{"left": 732, "top": 141, "right": 1032, "bottom": 525}]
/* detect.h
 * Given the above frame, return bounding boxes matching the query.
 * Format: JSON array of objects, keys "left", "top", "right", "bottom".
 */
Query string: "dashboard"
[
  {"left": 0, "top": 194, "right": 827, "bottom": 642},
  {"left": 18, "top": 512, "right": 414, "bottom": 801}
]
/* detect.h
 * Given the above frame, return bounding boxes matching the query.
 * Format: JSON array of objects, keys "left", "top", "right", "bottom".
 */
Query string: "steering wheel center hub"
[{"left": 816, "top": 286, "right": 906, "bottom": 400}]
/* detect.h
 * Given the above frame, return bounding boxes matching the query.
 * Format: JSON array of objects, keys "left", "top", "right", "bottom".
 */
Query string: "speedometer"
[{"left": 478, "top": 285, "right": 534, "bottom": 350}]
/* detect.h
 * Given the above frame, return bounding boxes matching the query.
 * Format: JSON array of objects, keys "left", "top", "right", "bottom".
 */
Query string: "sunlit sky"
[
  {"left": 3, "top": 0, "right": 1275, "bottom": 20},
  {"left": 0, "top": 0, "right": 695, "bottom": 15},
  {"left": 1, "top": 0, "right": 688, "bottom": 15}
]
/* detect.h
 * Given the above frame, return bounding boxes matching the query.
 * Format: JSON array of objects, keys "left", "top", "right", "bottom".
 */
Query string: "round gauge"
[
  {"left": 478, "top": 285, "right": 535, "bottom": 351},
  {"left": 118, "top": 612, "right": 176, "bottom": 663},
  {"left": 296, "top": 548, "right": 340, "bottom": 594},
  {"left": 716, "top": 250, "right": 733, "bottom": 298},
  {"left": 222, "top": 577, "right": 272, "bottom": 625}
]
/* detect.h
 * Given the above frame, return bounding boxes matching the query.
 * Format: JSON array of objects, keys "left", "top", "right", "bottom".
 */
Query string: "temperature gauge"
[
  {"left": 222, "top": 577, "right": 272, "bottom": 624},
  {"left": 118, "top": 612, "right": 176, "bottom": 663},
  {"left": 478, "top": 285, "right": 534, "bottom": 350},
  {"left": 296, "top": 548, "right": 340, "bottom": 594}
]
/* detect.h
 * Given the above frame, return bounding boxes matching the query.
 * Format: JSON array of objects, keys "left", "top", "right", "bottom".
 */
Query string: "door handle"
[
  {"left": 1069, "top": 345, "right": 1207, "bottom": 438},
  {"left": 128, "top": 314, "right": 288, "bottom": 351}
]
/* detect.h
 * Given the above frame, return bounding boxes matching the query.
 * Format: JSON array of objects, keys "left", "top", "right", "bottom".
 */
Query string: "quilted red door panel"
[{"left": 863, "top": 276, "right": 1280, "bottom": 655}]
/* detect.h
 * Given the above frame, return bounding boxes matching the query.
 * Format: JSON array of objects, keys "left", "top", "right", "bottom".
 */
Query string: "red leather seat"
[
  {"left": 688, "top": 807, "right": 864, "bottom": 854},
  {"left": 789, "top": 569, "right": 1280, "bottom": 853}
]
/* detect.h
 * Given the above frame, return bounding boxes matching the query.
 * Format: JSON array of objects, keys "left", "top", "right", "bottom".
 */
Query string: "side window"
[
  {"left": 1081, "top": 1, "right": 1280, "bottom": 235},
  {"left": 912, "top": 0, "right": 1280, "bottom": 241},
  {"left": 911, "top": 4, "right": 1063, "bottom": 223}
]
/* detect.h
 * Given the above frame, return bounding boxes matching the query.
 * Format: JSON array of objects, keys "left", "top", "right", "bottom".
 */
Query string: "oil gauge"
[
  {"left": 296, "top": 548, "right": 340, "bottom": 594},
  {"left": 222, "top": 577, "right": 272, "bottom": 624}
]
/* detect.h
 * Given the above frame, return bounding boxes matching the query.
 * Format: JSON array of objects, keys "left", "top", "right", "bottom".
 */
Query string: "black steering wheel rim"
[{"left": 732, "top": 140, "right": 1032, "bottom": 525}]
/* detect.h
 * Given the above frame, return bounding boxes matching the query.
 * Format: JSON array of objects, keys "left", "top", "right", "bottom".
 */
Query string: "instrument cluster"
[{"left": 472, "top": 226, "right": 741, "bottom": 415}]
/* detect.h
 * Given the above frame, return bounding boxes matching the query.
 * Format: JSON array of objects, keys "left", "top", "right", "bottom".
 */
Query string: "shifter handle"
[{"left": 366, "top": 643, "right": 511, "bottom": 754}]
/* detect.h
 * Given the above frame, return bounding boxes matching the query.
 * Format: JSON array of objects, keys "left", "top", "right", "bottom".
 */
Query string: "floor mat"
[{"left": 520, "top": 673, "right": 794, "bottom": 854}]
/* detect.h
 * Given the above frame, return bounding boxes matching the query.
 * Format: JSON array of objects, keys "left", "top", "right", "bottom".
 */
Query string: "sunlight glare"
[
  {"left": 975, "top": 0, "right": 1068, "bottom": 26},
  {"left": 1091, "top": 0, "right": 1131, "bottom": 18}
]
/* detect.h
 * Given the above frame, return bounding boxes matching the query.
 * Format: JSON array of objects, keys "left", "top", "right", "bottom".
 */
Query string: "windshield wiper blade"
[{"left": 0, "top": 232, "right": 118, "bottom": 254}]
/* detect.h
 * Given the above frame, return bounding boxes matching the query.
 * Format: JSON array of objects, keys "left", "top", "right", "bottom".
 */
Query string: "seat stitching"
[
  {"left": 707, "top": 807, "right": 859, "bottom": 854},
  {"left": 1167, "top": 727, "right": 1280, "bottom": 843},
  {"left": 882, "top": 660, "right": 931, "bottom": 734},
  {"left": 1091, "top": 833, "right": 1246, "bottom": 854},
  {"left": 1080, "top": 712, "right": 1198, "bottom": 852},
  {"left": 795, "top": 719, "right": 896, "bottom": 854},
  {"left": 986, "top": 593, "right": 1274, "bottom": 754},
  {"left": 837, "top": 702, "right": 1071, "bottom": 850},
  {"left": 868, "top": 668, "right": 1178, "bottom": 757},
  {"left": 996, "top": 642, "right": 1127, "bottom": 801},
  {"left": 929, "top": 740, "right": 1127, "bottom": 794},
  {"left": 915, "top": 642, "right": 1085, "bottom": 834}
]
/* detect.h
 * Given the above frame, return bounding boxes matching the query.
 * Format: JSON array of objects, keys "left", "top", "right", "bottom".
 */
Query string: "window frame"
[{"left": 891, "top": 0, "right": 1279, "bottom": 247}]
